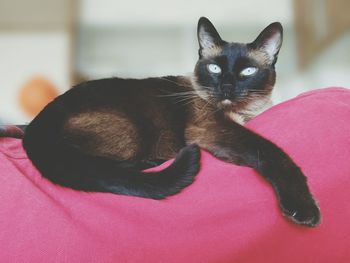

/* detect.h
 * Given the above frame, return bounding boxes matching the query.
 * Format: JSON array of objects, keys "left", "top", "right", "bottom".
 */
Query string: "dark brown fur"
[{"left": 22, "top": 17, "right": 321, "bottom": 227}]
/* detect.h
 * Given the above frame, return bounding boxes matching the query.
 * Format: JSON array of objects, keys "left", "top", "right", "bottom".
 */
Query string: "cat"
[
  {"left": 22, "top": 17, "right": 320, "bottom": 227},
  {"left": 0, "top": 125, "right": 25, "bottom": 138}
]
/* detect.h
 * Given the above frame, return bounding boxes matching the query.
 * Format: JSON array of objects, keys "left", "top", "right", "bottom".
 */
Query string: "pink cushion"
[{"left": 1, "top": 87, "right": 350, "bottom": 262}]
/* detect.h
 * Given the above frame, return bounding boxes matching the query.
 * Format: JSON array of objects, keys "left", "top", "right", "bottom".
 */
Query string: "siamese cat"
[{"left": 22, "top": 17, "right": 320, "bottom": 226}]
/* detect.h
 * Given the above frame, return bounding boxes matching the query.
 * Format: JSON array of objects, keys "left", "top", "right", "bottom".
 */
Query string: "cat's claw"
[{"left": 281, "top": 197, "right": 321, "bottom": 227}]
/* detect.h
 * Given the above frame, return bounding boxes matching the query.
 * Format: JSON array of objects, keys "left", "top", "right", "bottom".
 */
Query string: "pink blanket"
[{"left": 1, "top": 88, "right": 350, "bottom": 262}]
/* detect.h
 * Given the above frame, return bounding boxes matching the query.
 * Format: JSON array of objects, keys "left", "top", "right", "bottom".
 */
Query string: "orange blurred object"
[{"left": 18, "top": 76, "right": 59, "bottom": 117}]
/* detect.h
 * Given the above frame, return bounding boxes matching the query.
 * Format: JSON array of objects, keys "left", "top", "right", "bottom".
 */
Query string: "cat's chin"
[{"left": 217, "top": 99, "right": 235, "bottom": 110}]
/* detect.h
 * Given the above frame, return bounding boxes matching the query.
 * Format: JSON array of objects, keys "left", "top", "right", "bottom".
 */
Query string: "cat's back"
[
  {"left": 60, "top": 76, "right": 190, "bottom": 108},
  {"left": 25, "top": 75, "right": 193, "bottom": 161}
]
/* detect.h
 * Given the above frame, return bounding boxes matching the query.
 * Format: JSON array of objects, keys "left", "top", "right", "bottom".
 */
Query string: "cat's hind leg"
[{"left": 137, "top": 159, "right": 167, "bottom": 170}]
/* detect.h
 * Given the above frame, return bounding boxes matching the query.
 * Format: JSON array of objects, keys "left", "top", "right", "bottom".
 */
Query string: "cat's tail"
[
  {"left": 23, "top": 107, "right": 200, "bottom": 199},
  {"left": 0, "top": 125, "right": 27, "bottom": 138},
  {"left": 56, "top": 144, "right": 200, "bottom": 199}
]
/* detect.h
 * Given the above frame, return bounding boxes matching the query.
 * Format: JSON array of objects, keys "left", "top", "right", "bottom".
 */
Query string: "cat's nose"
[{"left": 221, "top": 84, "right": 234, "bottom": 98}]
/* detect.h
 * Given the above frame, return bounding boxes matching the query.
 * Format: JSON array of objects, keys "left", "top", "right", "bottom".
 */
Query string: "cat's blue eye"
[
  {"left": 240, "top": 67, "right": 258, "bottom": 77},
  {"left": 207, "top": 64, "right": 222, "bottom": 74}
]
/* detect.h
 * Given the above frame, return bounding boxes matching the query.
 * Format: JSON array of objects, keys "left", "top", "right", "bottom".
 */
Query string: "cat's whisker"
[
  {"left": 158, "top": 77, "right": 192, "bottom": 89},
  {"left": 179, "top": 100, "right": 196, "bottom": 106},
  {"left": 249, "top": 90, "right": 270, "bottom": 94},
  {"left": 174, "top": 96, "right": 198, "bottom": 103},
  {"left": 157, "top": 92, "right": 197, "bottom": 98},
  {"left": 248, "top": 92, "right": 269, "bottom": 96},
  {"left": 194, "top": 98, "right": 216, "bottom": 121},
  {"left": 172, "top": 95, "right": 202, "bottom": 105},
  {"left": 157, "top": 89, "right": 212, "bottom": 101}
]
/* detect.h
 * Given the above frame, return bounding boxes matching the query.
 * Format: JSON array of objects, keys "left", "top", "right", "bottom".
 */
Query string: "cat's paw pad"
[{"left": 281, "top": 198, "right": 321, "bottom": 227}]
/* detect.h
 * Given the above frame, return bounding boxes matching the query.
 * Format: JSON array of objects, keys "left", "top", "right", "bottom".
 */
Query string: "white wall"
[
  {"left": 80, "top": 0, "right": 294, "bottom": 27},
  {"left": 78, "top": 0, "right": 350, "bottom": 105},
  {"left": 0, "top": 32, "right": 70, "bottom": 123},
  {"left": 1, "top": 0, "right": 349, "bottom": 123}
]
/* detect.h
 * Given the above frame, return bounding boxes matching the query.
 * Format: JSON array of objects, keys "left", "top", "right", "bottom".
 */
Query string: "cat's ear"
[
  {"left": 197, "top": 17, "right": 223, "bottom": 57},
  {"left": 250, "top": 22, "right": 283, "bottom": 64}
]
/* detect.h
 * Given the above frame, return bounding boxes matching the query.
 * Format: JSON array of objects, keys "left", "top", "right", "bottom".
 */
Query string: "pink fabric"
[{"left": 1, "top": 87, "right": 350, "bottom": 262}]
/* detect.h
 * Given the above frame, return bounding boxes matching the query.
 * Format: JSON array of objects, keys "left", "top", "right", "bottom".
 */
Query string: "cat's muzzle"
[{"left": 220, "top": 84, "right": 235, "bottom": 99}]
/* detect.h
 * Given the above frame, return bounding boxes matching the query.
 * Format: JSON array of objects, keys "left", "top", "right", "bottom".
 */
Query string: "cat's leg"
[
  {"left": 137, "top": 159, "right": 167, "bottom": 170},
  {"left": 0, "top": 125, "right": 26, "bottom": 138},
  {"left": 185, "top": 119, "right": 321, "bottom": 227}
]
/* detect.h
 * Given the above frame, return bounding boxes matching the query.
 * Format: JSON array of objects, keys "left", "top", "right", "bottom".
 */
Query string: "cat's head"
[{"left": 192, "top": 17, "right": 283, "bottom": 120}]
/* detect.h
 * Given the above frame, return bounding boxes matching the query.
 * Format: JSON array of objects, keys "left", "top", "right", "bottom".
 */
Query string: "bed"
[{"left": 0, "top": 87, "right": 349, "bottom": 262}]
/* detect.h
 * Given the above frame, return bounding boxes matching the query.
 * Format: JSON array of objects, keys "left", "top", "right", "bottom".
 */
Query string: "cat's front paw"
[{"left": 280, "top": 194, "right": 321, "bottom": 227}]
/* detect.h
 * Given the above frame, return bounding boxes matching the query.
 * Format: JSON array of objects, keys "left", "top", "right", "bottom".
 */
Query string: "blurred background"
[{"left": 0, "top": 0, "right": 349, "bottom": 123}]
